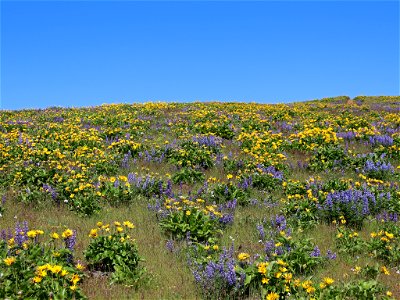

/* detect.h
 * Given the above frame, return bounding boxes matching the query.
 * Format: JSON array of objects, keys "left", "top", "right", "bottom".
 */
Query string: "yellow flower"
[
  {"left": 123, "top": 221, "right": 134, "bottom": 229},
  {"left": 385, "top": 231, "right": 394, "bottom": 239},
  {"left": 306, "top": 286, "right": 316, "bottom": 294},
  {"left": 50, "top": 265, "right": 62, "bottom": 274},
  {"left": 226, "top": 174, "right": 233, "bottom": 180},
  {"left": 33, "top": 276, "right": 42, "bottom": 283},
  {"left": 261, "top": 277, "right": 269, "bottom": 284},
  {"left": 3, "top": 256, "right": 16, "bottom": 266},
  {"left": 70, "top": 285, "right": 78, "bottom": 291},
  {"left": 213, "top": 245, "right": 219, "bottom": 251},
  {"left": 96, "top": 221, "right": 103, "bottom": 227},
  {"left": 386, "top": 291, "right": 393, "bottom": 297},
  {"left": 323, "top": 277, "right": 334, "bottom": 285},
  {"left": 277, "top": 259, "right": 287, "bottom": 266},
  {"left": 27, "top": 230, "right": 37, "bottom": 238},
  {"left": 237, "top": 252, "right": 250, "bottom": 261},
  {"left": 186, "top": 210, "right": 191, "bottom": 216},
  {"left": 114, "top": 221, "right": 121, "bottom": 227},
  {"left": 116, "top": 226, "right": 123, "bottom": 233},
  {"left": 266, "top": 292, "right": 279, "bottom": 300},
  {"left": 257, "top": 262, "right": 269, "bottom": 275},
  {"left": 70, "top": 274, "right": 80, "bottom": 285},
  {"left": 89, "top": 229, "right": 98, "bottom": 238},
  {"left": 380, "top": 266, "right": 390, "bottom": 275},
  {"left": 51, "top": 232, "right": 60, "bottom": 239},
  {"left": 62, "top": 229, "right": 73, "bottom": 239},
  {"left": 61, "top": 270, "right": 68, "bottom": 277}
]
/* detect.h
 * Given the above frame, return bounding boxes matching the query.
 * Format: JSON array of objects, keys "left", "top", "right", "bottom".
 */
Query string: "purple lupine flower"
[
  {"left": 264, "top": 240, "right": 275, "bottom": 255},
  {"left": 310, "top": 246, "right": 321, "bottom": 257},
  {"left": 271, "top": 215, "right": 287, "bottom": 231},
  {"left": 326, "top": 249, "right": 337, "bottom": 260},
  {"left": 165, "top": 239, "right": 175, "bottom": 252},
  {"left": 65, "top": 230, "right": 77, "bottom": 252},
  {"left": 257, "top": 224, "right": 265, "bottom": 241},
  {"left": 1, "top": 230, "right": 7, "bottom": 241},
  {"left": 337, "top": 131, "right": 358, "bottom": 140},
  {"left": 368, "top": 135, "right": 394, "bottom": 147},
  {"left": 15, "top": 222, "right": 28, "bottom": 247}
]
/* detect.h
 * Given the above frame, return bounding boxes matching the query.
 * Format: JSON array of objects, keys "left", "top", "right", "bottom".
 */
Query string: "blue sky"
[{"left": 1, "top": 1, "right": 399, "bottom": 110}]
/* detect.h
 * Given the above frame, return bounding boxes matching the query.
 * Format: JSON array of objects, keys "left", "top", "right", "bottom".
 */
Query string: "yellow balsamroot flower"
[
  {"left": 302, "top": 280, "right": 313, "bottom": 289},
  {"left": 33, "top": 276, "right": 42, "bottom": 283},
  {"left": 266, "top": 292, "right": 280, "bottom": 300},
  {"left": 96, "top": 221, "right": 103, "bottom": 227},
  {"left": 283, "top": 273, "right": 292, "bottom": 282},
  {"left": 277, "top": 259, "right": 287, "bottom": 266},
  {"left": 385, "top": 231, "right": 394, "bottom": 239},
  {"left": 237, "top": 252, "right": 250, "bottom": 261},
  {"left": 70, "top": 274, "right": 80, "bottom": 285},
  {"left": 76, "top": 263, "right": 85, "bottom": 271},
  {"left": 89, "top": 229, "right": 98, "bottom": 238},
  {"left": 61, "top": 269, "right": 68, "bottom": 277},
  {"left": 70, "top": 285, "right": 78, "bottom": 291},
  {"left": 37, "top": 269, "right": 47, "bottom": 277},
  {"left": 323, "top": 277, "right": 334, "bottom": 285},
  {"left": 212, "top": 245, "right": 219, "bottom": 251},
  {"left": 261, "top": 277, "right": 269, "bottom": 284},
  {"left": 50, "top": 265, "right": 62, "bottom": 274},
  {"left": 62, "top": 229, "right": 73, "bottom": 239},
  {"left": 116, "top": 226, "right": 123, "bottom": 233},
  {"left": 27, "top": 230, "right": 38, "bottom": 238},
  {"left": 123, "top": 221, "right": 134, "bottom": 229},
  {"left": 257, "top": 262, "right": 268, "bottom": 275},
  {"left": 3, "top": 256, "right": 16, "bottom": 266},
  {"left": 381, "top": 266, "right": 390, "bottom": 275},
  {"left": 114, "top": 221, "right": 121, "bottom": 227},
  {"left": 185, "top": 210, "right": 191, "bottom": 216},
  {"left": 51, "top": 232, "right": 60, "bottom": 239}
]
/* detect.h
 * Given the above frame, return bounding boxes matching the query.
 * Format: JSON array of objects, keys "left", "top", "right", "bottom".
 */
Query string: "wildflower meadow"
[{"left": 0, "top": 95, "right": 399, "bottom": 299}]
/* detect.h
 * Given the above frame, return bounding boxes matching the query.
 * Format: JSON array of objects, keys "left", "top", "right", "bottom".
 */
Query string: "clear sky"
[{"left": 1, "top": 0, "right": 399, "bottom": 110}]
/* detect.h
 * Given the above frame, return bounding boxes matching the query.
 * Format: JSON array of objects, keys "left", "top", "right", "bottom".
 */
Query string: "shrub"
[
  {"left": 0, "top": 222, "right": 86, "bottom": 299},
  {"left": 84, "top": 221, "right": 145, "bottom": 285}
]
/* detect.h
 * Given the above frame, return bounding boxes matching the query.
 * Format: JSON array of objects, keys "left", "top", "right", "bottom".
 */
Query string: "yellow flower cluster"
[{"left": 164, "top": 197, "right": 223, "bottom": 218}]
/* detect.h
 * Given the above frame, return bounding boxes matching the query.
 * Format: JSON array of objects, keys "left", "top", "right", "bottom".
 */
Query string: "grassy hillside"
[{"left": 0, "top": 95, "right": 399, "bottom": 299}]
